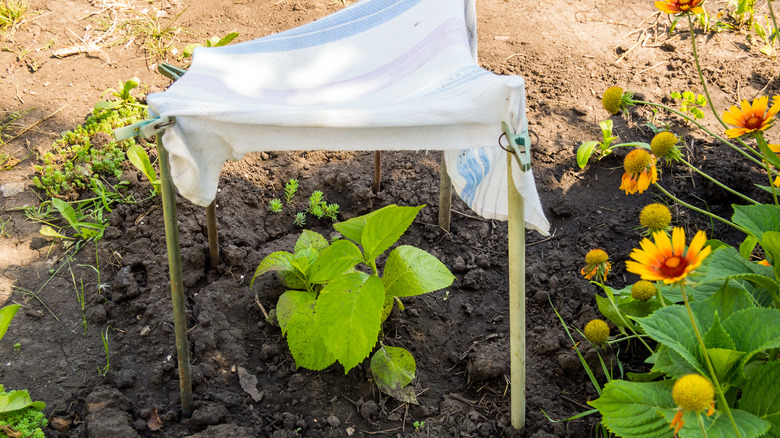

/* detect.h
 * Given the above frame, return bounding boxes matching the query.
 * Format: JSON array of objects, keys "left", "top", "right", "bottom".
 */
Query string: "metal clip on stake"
[
  {"left": 500, "top": 120, "right": 532, "bottom": 172},
  {"left": 113, "top": 116, "right": 176, "bottom": 141}
]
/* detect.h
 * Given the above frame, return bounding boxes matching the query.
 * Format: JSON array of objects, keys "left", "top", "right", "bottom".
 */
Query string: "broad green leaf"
[
  {"left": 626, "top": 371, "right": 666, "bottom": 382},
  {"left": 619, "top": 299, "right": 662, "bottom": 320},
  {"left": 308, "top": 240, "right": 363, "bottom": 284},
  {"left": 638, "top": 306, "right": 706, "bottom": 375},
  {"left": 286, "top": 299, "right": 336, "bottom": 371},
  {"left": 651, "top": 345, "right": 699, "bottom": 379},
  {"left": 722, "top": 307, "right": 780, "bottom": 378},
  {"left": 703, "top": 313, "right": 735, "bottom": 350},
  {"left": 588, "top": 380, "right": 677, "bottom": 438},
  {"left": 0, "top": 389, "right": 45, "bottom": 414},
  {"left": 740, "top": 361, "right": 780, "bottom": 438},
  {"left": 251, "top": 251, "right": 293, "bottom": 288},
  {"left": 595, "top": 294, "right": 637, "bottom": 330},
  {"left": 39, "top": 225, "right": 71, "bottom": 239},
  {"left": 0, "top": 304, "right": 20, "bottom": 341},
  {"left": 370, "top": 346, "right": 418, "bottom": 404},
  {"left": 382, "top": 246, "right": 454, "bottom": 298},
  {"left": 316, "top": 273, "right": 384, "bottom": 372},
  {"left": 691, "top": 246, "right": 775, "bottom": 306},
  {"left": 126, "top": 144, "right": 159, "bottom": 190},
  {"left": 333, "top": 209, "right": 380, "bottom": 246},
  {"left": 733, "top": 204, "right": 780, "bottom": 241},
  {"left": 215, "top": 32, "right": 240, "bottom": 47},
  {"left": 294, "top": 230, "right": 329, "bottom": 254},
  {"left": 51, "top": 198, "right": 80, "bottom": 231},
  {"left": 662, "top": 408, "right": 770, "bottom": 438},
  {"left": 276, "top": 290, "right": 316, "bottom": 336},
  {"left": 707, "top": 348, "right": 745, "bottom": 383},
  {"left": 740, "top": 235, "right": 759, "bottom": 260},
  {"left": 761, "top": 231, "right": 780, "bottom": 281},
  {"left": 690, "top": 284, "right": 755, "bottom": 330},
  {"left": 362, "top": 205, "right": 424, "bottom": 262},
  {"left": 576, "top": 141, "right": 599, "bottom": 169},
  {"left": 289, "top": 247, "right": 318, "bottom": 278}
]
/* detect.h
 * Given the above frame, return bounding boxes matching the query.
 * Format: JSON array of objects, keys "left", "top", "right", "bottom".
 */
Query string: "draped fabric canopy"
[{"left": 146, "top": 0, "right": 549, "bottom": 235}]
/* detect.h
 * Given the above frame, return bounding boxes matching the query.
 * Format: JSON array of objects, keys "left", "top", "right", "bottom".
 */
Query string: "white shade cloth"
[{"left": 146, "top": 0, "right": 550, "bottom": 235}]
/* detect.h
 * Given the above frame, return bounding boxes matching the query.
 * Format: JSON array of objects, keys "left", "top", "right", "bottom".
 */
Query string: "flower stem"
[
  {"left": 678, "top": 156, "right": 759, "bottom": 204},
  {"left": 697, "top": 412, "right": 711, "bottom": 438},
  {"left": 755, "top": 132, "right": 779, "bottom": 205},
  {"left": 634, "top": 100, "right": 771, "bottom": 170},
  {"left": 686, "top": 13, "right": 728, "bottom": 130},
  {"left": 654, "top": 183, "right": 748, "bottom": 234},
  {"left": 681, "top": 284, "right": 741, "bottom": 438},
  {"left": 767, "top": 0, "right": 779, "bottom": 45}
]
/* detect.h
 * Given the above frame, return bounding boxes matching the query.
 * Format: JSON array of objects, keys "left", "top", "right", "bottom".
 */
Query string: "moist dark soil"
[{"left": 0, "top": 0, "right": 777, "bottom": 437}]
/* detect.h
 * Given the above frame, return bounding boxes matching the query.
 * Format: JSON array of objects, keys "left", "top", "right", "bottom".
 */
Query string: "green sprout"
[
  {"left": 324, "top": 203, "right": 339, "bottom": 222},
  {"left": 293, "top": 212, "right": 306, "bottom": 227},
  {"left": 670, "top": 91, "right": 707, "bottom": 120},
  {"left": 284, "top": 179, "right": 299, "bottom": 204},
  {"left": 268, "top": 198, "right": 283, "bottom": 213}
]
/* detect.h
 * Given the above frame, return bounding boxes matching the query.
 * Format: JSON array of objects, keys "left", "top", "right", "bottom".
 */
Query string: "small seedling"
[
  {"left": 268, "top": 198, "right": 283, "bottom": 213},
  {"left": 98, "top": 327, "right": 110, "bottom": 376},
  {"left": 0, "top": 0, "right": 27, "bottom": 34},
  {"left": 293, "top": 212, "right": 306, "bottom": 227},
  {"left": 576, "top": 120, "right": 648, "bottom": 169},
  {"left": 182, "top": 32, "right": 239, "bottom": 58},
  {"left": 284, "top": 179, "right": 299, "bottom": 204},
  {"left": 126, "top": 144, "right": 160, "bottom": 194},
  {"left": 324, "top": 203, "right": 339, "bottom": 221},
  {"left": 413, "top": 420, "right": 425, "bottom": 431},
  {"left": 670, "top": 91, "right": 707, "bottom": 120},
  {"left": 0, "top": 216, "right": 10, "bottom": 237},
  {"left": 13, "top": 342, "right": 20, "bottom": 353},
  {"left": 95, "top": 77, "right": 144, "bottom": 112}
]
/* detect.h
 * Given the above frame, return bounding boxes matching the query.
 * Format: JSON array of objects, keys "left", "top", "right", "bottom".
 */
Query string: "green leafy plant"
[
  {"left": 268, "top": 198, "right": 283, "bottom": 213},
  {"left": 98, "top": 327, "right": 110, "bottom": 376},
  {"left": 671, "top": 91, "right": 707, "bottom": 120},
  {"left": 0, "top": 386, "right": 46, "bottom": 438},
  {"left": 126, "top": 143, "right": 160, "bottom": 194},
  {"left": 251, "top": 205, "right": 454, "bottom": 403},
  {"left": 576, "top": 120, "right": 649, "bottom": 169},
  {"left": 0, "top": 216, "right": 10, "bottom": 238},
  {"left": 284, "top": 178, "right": 299, "bottom": 204},
  {"left": 182, "top": 32, "right": 239, "bottom": 58},
  {"left": 94, "top": 77, "right": 144, "bottom": 112},
  {"left": 413, "top": 420, "right": 426, "bottom": 431},
  {"left": 293, "top": 212, "right": 306, "bottom": 228},
  {"left": 12, "top": 342, "right": 20, "bottom": 354},
  {"left": 127, "top": 8, "right": 186, "bottom": 61},
  {"left": 0, "top": 0, "right": 27, "bottom": 34}
]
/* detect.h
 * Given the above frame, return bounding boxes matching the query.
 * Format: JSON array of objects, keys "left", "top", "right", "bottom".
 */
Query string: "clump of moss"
[{"left": 0, "top": 388, "right": 47, "bottom": 438}]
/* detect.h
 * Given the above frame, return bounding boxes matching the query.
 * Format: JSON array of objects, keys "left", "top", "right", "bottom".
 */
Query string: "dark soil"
[{"left": 0, "top": 0, "right": 778, "bottom": 437}]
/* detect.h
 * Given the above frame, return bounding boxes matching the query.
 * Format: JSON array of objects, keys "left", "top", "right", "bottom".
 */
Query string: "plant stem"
[
  {"left": 634, "top": 100, "right": 771, "bottom": 169},
  {"left": 654, "top": 183, "right": 747, "bottom": 234},
  {"left": 678, "top": 156, "right": 759, "bottom": 204},
  {"left": 755, "top": 132, "right": 779, "bottom": 205},
  {"left": 697, "top": 412, "right": 711, "bottom": 438},
  {"left": 680, "top": 284, "right": 741, "bottom": 438},
  {"left": 767, "top": 0, "right": 779, "bottom": 44},
  {"left": 686, "top": 13, "right": 727, "bottom": 130}
]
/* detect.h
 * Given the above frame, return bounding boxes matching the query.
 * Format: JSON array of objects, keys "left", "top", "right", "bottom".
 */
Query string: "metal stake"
[{"left": 156, "top": 134, "right": 193, "bottom": 416}]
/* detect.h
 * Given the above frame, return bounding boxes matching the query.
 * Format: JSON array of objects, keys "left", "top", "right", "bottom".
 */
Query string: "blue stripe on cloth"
[
  {"left": 456, "top": 148, "right": 491, "bottom": 207},
  {"left": 209, "top": 0, "right": 423, "bottom": 55}
]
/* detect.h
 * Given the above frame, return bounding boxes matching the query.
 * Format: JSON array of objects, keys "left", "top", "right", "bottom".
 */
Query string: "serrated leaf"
[
  {"left": 651, "top": 345, "right": 699, "bottom": 378},
  {"left": 761, "top": 231, "right": 780, "bottom": 281},
  {"left": 588, "top": 380, "right": 677, "bottom": 438},
  {"left": 251, "top": 251, "right": 293, "bottom": 288},
  {"left": 362, "top": 205, "right": 424, "bottom": 262},
  {"left": 316, "top": 273, "right": 384, "bottom": 372},
  {"left": 740, "top": 361, "right": 780, "bottom": 438},
  {"left": 382, "top": 246, "right": 454, "bottom": 297},
  {"left": 691, "top": 246, "right": 775, "bottom": 306},
  {"left": 707, "top": 348, "right": 745, "bottom": 384},
  {"left": 690, "top": 284, "right": 756, "bottom": 330},
  {"left": 286, "top": 299, "right": 336, "bottom": 371},
  {"left": 576, "top": 141, "right": 599, "bottom": 169},
  {"left": 0, "top": 304, "right": 20, "bottom": 341},
  {"left": 276, "top": 290, "right": 316, "bottom": 336},
  {"left": 733, "top": 204, "right": 780, "bottom": 241},
  {"left": 290, "top": 247, "right": 318, "bottom": 276},
  {"left": 703, "top": 313, "right": 735, "bottom": 350},
  {"left": 638, "top": 306, "right": 706, "bottom": 374},
  {"left": 333, "top": 209, "right": 380, "bottom": 246},
  {"left": 595, "top": 294, "right": 637, "bottom": 330},
  {"left": 308, "top": 240, "right": 363, "bottom": 284},
  {"left": 722, "top": 307, "right": 780, "bottom": 378},
  {"left": 664, "top": 408, "right": 770, "bottom": 438},
  {"left": 370, "top": 346, "right": 418, "bottom": 404},
  {"left": 294, "top": 230, "right": 329, "bottom": 254}
]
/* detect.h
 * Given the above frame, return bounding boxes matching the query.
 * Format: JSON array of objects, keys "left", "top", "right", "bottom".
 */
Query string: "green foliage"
[
  {"left": 284, "top": 178, "right": 299, "bottom": 204},
  {"left": 94, "top": 77, "right": 144, "bottom": 112},
  {"left": 0, "top": 304, "right": 19, "bottom": 341},
  {"left": 182, "top": 32, "right": 239, "bottom": 58},
  {"left": 0, "top": 0, "right": 27, "bottom": 34},
  {"left": 671, "top": 91, "right": 707, "bottom": 120},
  {"left": 293, "top": 212, "right": 306, "bottom": 228},
  {"left": 33, "top": 102, "right": 147, "bottom": 198},
  {"left": 126, "top": 144, "right": 159, "bottom": 194},
  {"left": 268, "top": 198, "right": 283, "bottom": 213},
  {"left": 0, "top": 393, "right": 46, "bottom": 438},
  {"left": 576, "top": 120, "right": 649, "bottom": 169},
  {"left": 253, "top": 205, "right": 454, "bottom": 402}
]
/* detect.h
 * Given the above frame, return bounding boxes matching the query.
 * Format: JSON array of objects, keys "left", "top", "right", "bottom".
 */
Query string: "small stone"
[
  {"left": 191, "top": 402, "right": 229, "bottom": 427},
  {"left": 359, "top": 400, "right": 379, "bottom": 419},
  {"left": 467, "top": 343, "right": 507, "bottom": 382},
  {"left": 462, "top": 268, "right": 487, "bottom": 290},
  {"left": 451, "top": 256, "right": 467, "bottom": 273},
  {"left": 140, "top": 326, "right": 151, "bottom": 337},
  {"left": 326, "top": 415, "right": 341, "bottom": 428},
  {"left": 475, "top": 253, "right": 490, "bottom": 268}
]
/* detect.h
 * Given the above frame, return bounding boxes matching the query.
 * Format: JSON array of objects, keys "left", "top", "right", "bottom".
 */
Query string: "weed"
[
  {"left": 293, "top": 212, "right": 306, "bottom": 227},
  {"left": 71, "top": 267, "right": 88, "bottom": 335},
  {"left": 98, "top": 327, "right": 110, "bottom": 376},
  {"left": 268, "top": 198, "right": 283, "bottom": 213},
  {"left": 127, "top": 8, "right": 186, "bottom": 61},
  {"left": 0, "top": 0, "right": 27, "bottom": 34},
  {"left": 670, "top": 90, "right": 707, "bottom": 120},
  {"left": 284, "top": 178, "right": 299, "bottom": 204},
  {"left": 0, "top": 215, "right": 10, "bottom": 237},
  {"left": 181, "top": 31, "right": 239, "bottom": 58},
  {"left": 413, "top": 420, "right": 425, "bottom": 431},
  {"left": 13, "top": 342, "right": 20, "bottom": 353},
  {"left": 576, "top": 120, "right": 649, "bottom": 169}
]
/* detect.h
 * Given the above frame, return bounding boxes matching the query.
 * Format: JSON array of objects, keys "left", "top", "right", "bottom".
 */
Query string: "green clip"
[
  {"left": 501, "top": 120, "right": 532, "bottom": 172},
  {"left": 158, "top": 63, "right": 188, "bottom": 81},
  {"left": 113, "top": 117, "right": 175, "bottom": 141}
]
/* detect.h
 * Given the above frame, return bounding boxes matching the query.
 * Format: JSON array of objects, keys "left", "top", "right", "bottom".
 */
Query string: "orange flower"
[
  {"left": 722, "top": 96, "right": 780, "bottom": 138},
  {"left": 655, "top": 0, "right": 705, "bottom": 14},
  {"left": 620, "top": 149, "right": 658, "bottom": 195},
  {"left": 626, "top": 227, "right": 711, "bottom": 285},
  {"left": 581, "top": 249, "right": 612, "bottom": 282},
  {"left": 771, "top": 144, "right": 780, "bottom": 187}
]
